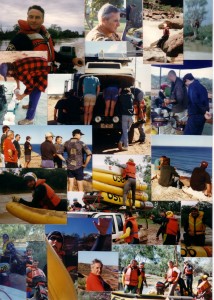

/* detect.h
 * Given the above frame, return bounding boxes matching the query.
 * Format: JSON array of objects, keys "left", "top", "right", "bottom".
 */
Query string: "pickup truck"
[{"left": 68, "top": 211, "right": 148, "bottom": 243}]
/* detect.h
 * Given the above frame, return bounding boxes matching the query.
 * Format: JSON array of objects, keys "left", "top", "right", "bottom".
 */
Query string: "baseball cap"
[
  {"left": 201, "top": 161, "right": 208, "bottom": 168},
  {"left": 47, "top": 231, "right": 63, "bottom": 243},
  {"left": 72, "top": 129, "right": 84, "bottom": 136},
  {"left": 0, "top": 63, "right": 8, "bottom": 81},
  {"left": 23, "top": 172, "right": 37, "bottom": 182},
  {"left": 45, "top": 132, "right": 55, "bottom": 138}
]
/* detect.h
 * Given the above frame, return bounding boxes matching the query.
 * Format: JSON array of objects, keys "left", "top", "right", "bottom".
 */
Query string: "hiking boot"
[
  {"left": 118, "top": 141, "right": 123, "bottom": 151},
  {"left": 22, "top": 104, "right": 29, "bottom": 109},
  {"left": 18, "top": 119, "right": 34, "bottom": 125}
]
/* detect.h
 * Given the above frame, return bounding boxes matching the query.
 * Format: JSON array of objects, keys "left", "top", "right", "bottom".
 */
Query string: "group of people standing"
[{"left": 1, "top": 125, "right": 32, "bottom": 168}]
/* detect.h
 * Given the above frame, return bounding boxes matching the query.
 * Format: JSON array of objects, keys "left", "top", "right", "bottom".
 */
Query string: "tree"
[{"left": 185, "top": 0, "right": 208, "bottom": 38}]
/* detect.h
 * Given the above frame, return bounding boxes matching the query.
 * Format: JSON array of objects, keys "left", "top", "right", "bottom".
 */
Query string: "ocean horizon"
[{"left": 152, "top": 146, "right": 212, "bottom": 177}]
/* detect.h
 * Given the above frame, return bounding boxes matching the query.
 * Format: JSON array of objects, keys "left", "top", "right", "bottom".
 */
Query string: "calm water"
[
  {"left": 184, "top": 41, "right": 212, "bottom": 60},
  {"left": 152, "top": 146, "right": 212, "bottom": 177}
]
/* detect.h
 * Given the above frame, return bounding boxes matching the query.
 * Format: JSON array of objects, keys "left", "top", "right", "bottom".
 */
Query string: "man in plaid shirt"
[{"left": 0, "top": 57, "right": 48, "bottom": 125}]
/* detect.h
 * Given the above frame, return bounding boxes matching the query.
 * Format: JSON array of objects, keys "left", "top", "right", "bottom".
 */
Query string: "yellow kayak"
[
  {"left": 93, "top": 171, "right": 147, "bottom": 191},
  {"left": 46, "top": 238, "right": 78, "bottom": 300},
  {"left": 93, "top": 180, "right": 148, "bottom": 201},
  {"left": 6, "top": 202, "right": 67, "bottom": 224}
]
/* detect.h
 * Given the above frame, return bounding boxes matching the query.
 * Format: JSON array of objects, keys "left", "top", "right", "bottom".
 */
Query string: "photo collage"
[{"left": 0, "top": 0, "right": 212, "bottom": 299}]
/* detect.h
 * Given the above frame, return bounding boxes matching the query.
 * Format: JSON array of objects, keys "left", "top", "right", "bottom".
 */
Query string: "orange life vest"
[
  {"left": 165, "top": 217, "right": 179, "bottom": 236},
  {"left": 188, "top": 211, "right": 206, "bottom": 236},
  {"left": 198, "top": 280, "right": 211, "bottom": 294},
  {"left": 167, "top": 268, "right": 178, "bottom": 283},
  {"left": 123, "top": 217, "right": 139, "bottom": 244},
  {"left": 27, "top": 266, "right": 45, "bottom": 288},
  {"left": 184, "top": 266, "right": 193, "bottom": 275},
  {"left": 124, "top": 265, "right": 139, "bottom": 286},
  {"left": 122, "top": 162, "right": 136, "bottom": 179},
  {"left": 18, "top": 20, "right": 55, "bottom": 63},
  {"left": 35, "top": 179, "right": 61, "bottom": 209}
]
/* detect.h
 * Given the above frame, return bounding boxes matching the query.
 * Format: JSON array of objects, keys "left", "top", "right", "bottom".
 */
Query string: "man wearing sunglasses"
[{"left": 47, "top": 231, "right": 65, "bottom": 260}]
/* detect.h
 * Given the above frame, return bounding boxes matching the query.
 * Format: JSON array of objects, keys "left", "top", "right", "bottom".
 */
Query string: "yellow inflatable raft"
[
  {"left": 93, "top": 171, "right": 147, "bottom": 191},
  {"left": 93, "top": 180, "right": 148, "bottom": 201},
  {"left": 6, "top": 202, "right": 67, "bottom": 224},
  {"left": 100, "top": 192, "right": 146, "bottom": 208},
  {"left": 181, "top": 244, "right": 212, "bottom": 257}
]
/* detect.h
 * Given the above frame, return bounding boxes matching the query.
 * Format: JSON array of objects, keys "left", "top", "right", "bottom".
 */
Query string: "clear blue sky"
[
  {"left": 45, "top": 218, "right": 112, "bottom": 236},
  {"left": 152, "top": 135, "right": 212, "bottom": 147},
  {"left": 5, "top": 125, "right": 92, "bottom": 144},
  {"left": 78, "top": 251, "right": 119, "bottom": 266}
]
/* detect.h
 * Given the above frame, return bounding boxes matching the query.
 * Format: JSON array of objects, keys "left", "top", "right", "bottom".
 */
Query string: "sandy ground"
[{"left": 93, "top": 123, "right": 151, "bottom": 155}]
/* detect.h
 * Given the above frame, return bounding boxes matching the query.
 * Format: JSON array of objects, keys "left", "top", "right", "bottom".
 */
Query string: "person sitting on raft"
[{"left": 12, "top": 172, "right": 68, "bottom": 211}]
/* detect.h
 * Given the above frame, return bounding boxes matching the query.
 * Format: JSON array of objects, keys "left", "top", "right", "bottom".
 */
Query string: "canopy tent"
[{"left": 152, "top": 60, "right": 212, "bottom": 86}]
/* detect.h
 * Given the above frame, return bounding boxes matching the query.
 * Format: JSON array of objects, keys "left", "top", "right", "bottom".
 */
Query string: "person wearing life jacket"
[
  {"left": 6, "top": 5, "right": 83, "bottom": 73},
  {"left": 165, "top": 261, "right": 187, "bottom": 296},
  {"left": 115, "top": 159, "right": 136, "bottom": 208},
  {"left": 139, "top": 262, "right": 148, "bottom": 294},
  {"left": 2, "top": 234, "right": 18, "bottom": 263},
  {"left": 26, "top": 260, "right": 46, "bottom": 298},
  {"left": 11, "top": 172, "right": 68, "bottom": 211},
  {"left": 183, "top": 261, "right": 193, "bottom": 296},
  {"left": 156, "top": 211, "right": 180, "bottom": 245},
  {"left": 197, "top": 275, "right": 212, "bottom": 298},
  {"left": 122, "top": 259, "right": 142, "bottom": 294},
  {"left": 116, "top": 211, "right": 139, "bottom": 244},
  {"left": 183, "top": 206, "right": 208, "bottom": 246}
]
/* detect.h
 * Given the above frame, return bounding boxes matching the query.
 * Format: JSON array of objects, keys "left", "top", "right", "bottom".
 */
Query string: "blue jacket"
[{"left": 187, "top": 80, "right": 209, "bottom": 115}]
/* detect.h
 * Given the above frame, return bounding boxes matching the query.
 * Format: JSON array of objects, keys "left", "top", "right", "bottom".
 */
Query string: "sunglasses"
[{"left": 49, "top": 236, "right": 62, "bottom": 243}]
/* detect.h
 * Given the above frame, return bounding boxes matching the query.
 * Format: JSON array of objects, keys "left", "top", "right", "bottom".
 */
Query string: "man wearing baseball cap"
[
  {"left": 183, "top": 73, "right": 210, "bottom": 135},
  {"left": 190, "top": 161, "right": 212, "bottom": 197},
  {"left": 64, "top": 129, "right": 92, "bottom": 192},
  {"left": 12, "top": 172, "right": 68, "bottom": 211},
  {"left": 40, "top": 132, "right": 65, "bottom": 168},
  {"left": 47, "top": 231, "right": 65, "bottom": 260}
]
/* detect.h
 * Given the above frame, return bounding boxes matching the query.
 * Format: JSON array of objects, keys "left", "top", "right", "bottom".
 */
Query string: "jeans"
[
  {"left": 120, "top": 115, "right": 133, "bottom": 147},
  {"left": 26, "top": 88, "right": 42, "bottom": 120},
  {"left": 186, "top": 275, "right": 193, "bottom": 295},
  {"left": 123, "top": 177, "right": 136, "bottom": 206}
]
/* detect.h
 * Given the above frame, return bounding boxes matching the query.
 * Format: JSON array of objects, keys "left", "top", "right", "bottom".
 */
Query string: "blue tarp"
[{"left": 152, "top": 60, "right": 212, "bottom": 69}]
